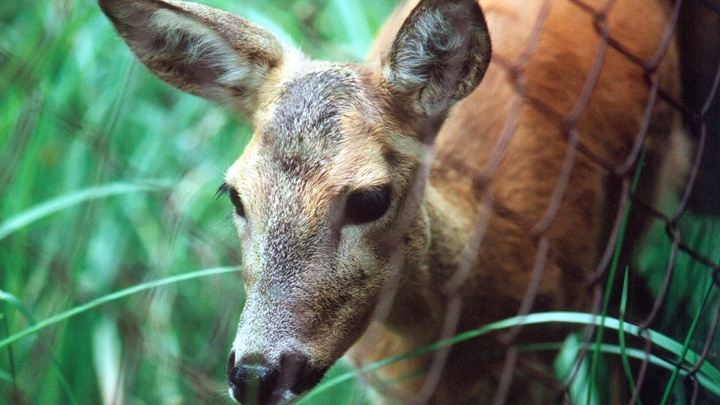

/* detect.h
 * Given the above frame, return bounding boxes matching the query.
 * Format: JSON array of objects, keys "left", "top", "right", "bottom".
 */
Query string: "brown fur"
[
  {"left": 99, "top": 0, "right": 688, "bottom": 403},
  {"left": 351, "top": 0, "right": 686, "bottom": 403}
]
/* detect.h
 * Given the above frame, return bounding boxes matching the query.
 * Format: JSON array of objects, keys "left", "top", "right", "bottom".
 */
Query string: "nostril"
[
  {"left": 278, "top": 353, "right": 326, "bottom": 395},
  {"left": 227, "top": 350, "right": 236, "bottom": 375},
  {"left": 228, "top": 361, "right": 278, "bottom": 405}
]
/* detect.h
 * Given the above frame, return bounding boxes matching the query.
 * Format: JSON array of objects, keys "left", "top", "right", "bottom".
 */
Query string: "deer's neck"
[
  {"left": 347, "top": 180, "right": 480, "bottom": 385},
  {"left": 384, "top": 181, "right": 477, "bottom": 340}
]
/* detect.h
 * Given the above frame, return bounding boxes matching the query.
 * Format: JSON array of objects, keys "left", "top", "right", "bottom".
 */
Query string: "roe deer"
[{"left": 99, "top": 0, "right": 689, "bottom": 403}]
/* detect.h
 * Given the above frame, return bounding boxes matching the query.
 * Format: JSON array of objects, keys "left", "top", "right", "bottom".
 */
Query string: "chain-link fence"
[{"left": 398, "top": 0, "right": 720, "bottom": 403}]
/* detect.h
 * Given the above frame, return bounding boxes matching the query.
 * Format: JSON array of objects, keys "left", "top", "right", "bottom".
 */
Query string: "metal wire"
[{"left": 420, "top": 0, "right": 720, "bottom": 403}]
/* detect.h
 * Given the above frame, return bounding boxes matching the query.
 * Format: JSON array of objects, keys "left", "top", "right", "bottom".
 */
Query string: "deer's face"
[
  {"left": 223, "top": 64, "right": 430, "bottom": 403},
  {"left": 98, "top": 0, "right": 489, "bottom": 402}
]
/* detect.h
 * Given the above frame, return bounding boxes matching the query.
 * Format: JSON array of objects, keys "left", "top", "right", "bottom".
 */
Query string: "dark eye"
[
  {"left": 217, "top": 183, "right": 246, "bottom": 218},
  {"left": 345, "top": 185, "right": 392, "bottom": 225}
]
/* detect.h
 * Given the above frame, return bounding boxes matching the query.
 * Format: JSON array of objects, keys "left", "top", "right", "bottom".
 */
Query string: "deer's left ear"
[{"left": 382, "top": 0, "right": 491, "bottom": 118}]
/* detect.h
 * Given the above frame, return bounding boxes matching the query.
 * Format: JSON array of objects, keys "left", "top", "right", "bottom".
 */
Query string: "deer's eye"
[
  {"left": 345, "top": 185, "right": 392, "bottom": 225},
  {"left": 217, "top": 183, "right": 246, "bottom": 218}
]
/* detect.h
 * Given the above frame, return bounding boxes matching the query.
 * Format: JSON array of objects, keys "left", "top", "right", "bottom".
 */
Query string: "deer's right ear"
[
  {"left": 382, "top": 0, "right": 491, "bottom": 119},
  {"left": 99, "top": 0, "right": 292, "bottom": 117}
]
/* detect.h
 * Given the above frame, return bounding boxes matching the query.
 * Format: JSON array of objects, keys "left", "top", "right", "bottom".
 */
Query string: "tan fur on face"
[{"left": 222, "top": 56, "right": 448, "bottom": 370}]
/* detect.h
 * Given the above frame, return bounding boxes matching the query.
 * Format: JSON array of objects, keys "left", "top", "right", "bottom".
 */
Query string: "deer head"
[{"left": 98, "top": 0, "right": 490, "bottom": 403}]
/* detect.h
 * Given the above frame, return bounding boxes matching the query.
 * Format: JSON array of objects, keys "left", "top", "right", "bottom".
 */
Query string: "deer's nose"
[{"left": 227, "top": 350, "right": 327, "bottom": 405}]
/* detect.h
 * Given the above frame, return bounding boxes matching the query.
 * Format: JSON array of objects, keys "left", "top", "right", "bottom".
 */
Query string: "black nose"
[{"left": 227, "top": 351, "right": 327, "bottom": 405}]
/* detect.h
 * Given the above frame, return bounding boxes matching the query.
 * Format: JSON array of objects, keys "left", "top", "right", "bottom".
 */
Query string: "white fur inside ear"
[
  {"left": 383, "top": 8, "right": 463, "bottom": 94},
  {"left": 149, "top": 9, "right": 264, "bottom": 97},
  {"left": 382, "top": 1, "right": 490, "bottom": 118}
]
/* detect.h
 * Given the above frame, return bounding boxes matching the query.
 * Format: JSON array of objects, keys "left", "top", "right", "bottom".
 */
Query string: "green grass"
[
  {"left": 635, "top": 212, "right": 720, "bottom": 404},
  {"left": 2, "top": 0, "right": 719, "bottom": 404}
]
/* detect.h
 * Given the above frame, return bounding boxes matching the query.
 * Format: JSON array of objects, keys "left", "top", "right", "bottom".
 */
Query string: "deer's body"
[
  {"left": 351, "top": 1, "right": 684, "bottom": 402},
  {"left": 99, "top": 0, "right": 688, "bottom": 403}
]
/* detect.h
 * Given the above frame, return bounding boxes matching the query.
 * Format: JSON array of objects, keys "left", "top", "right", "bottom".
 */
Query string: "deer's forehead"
[
  {"left": 257, "top": 67, "right": 370, "bottom": 164},
  {"left": 229, "top": 66, "right": 393, "bottom": 195}
]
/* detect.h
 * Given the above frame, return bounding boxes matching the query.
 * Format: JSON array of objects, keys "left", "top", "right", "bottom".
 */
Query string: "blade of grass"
[
  {"left": 92, "top": 318, "right": 125, "bottom": 405},
  {"left": 0, "top": 181, "right": 172, "bottom": 241},
  {"left": 618, "top": 266, "right": 640, "bottom": 404},
  {"left": 299, "top": 311, "right": 720, "bottom": 402},
  {"left": 660, "top": 276, "right": 715, "bottom": 404},
  {"left": 588, "top": 148, "right": 647, "bottom": 402},
  {"left": 0, "top": 312, "right": 18, "bottom": 390},
  {"left": 0, "top": 291, "right": 37, "bottom": 325},
  {"left": 1, "top": 291, "right": 81, "bottom": 405},
  {"left": 0, "top": 266, "right": 241, "bottom": 350},
  {"left": 555, "top": 335, "right": 600, "bottom": 405},
  {"left": 596, "top": 343, "right": 717, "bottom": 395}
]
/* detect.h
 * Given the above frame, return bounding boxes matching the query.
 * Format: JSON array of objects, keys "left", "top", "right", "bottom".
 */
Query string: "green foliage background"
[
  {"left": 1, "top": 0, "right": 719, "bottom": 404},
  {"left": 0, "top": 0, "right": 398, "bottom": 403}
]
